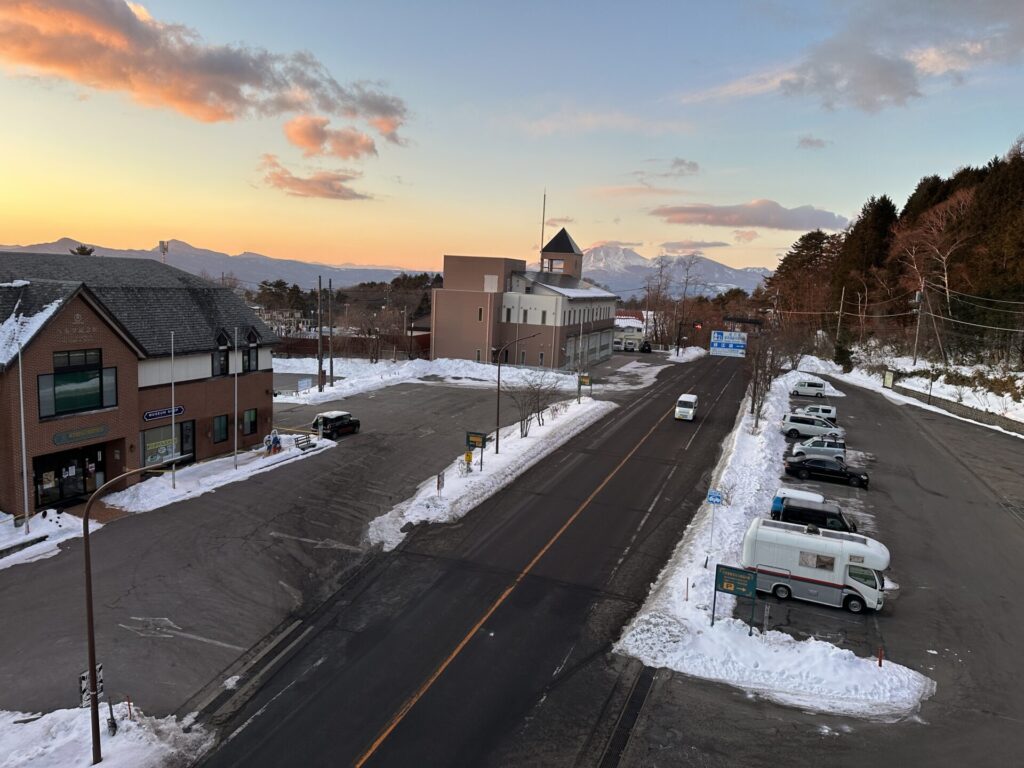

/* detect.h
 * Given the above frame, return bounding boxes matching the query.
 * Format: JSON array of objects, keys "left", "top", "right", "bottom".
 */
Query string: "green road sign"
[
  {"left": 466, "top": 431, "right": 488, "bottom": 449},
  {"left": 715, "top": 564, "right": 756, "bottom": 598},
  {"left": 579, "top": 373, "right": 591, "bottom": 386}
]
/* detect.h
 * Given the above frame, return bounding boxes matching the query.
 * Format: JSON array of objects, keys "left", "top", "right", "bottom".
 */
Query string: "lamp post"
[
  {"left": 494, "top": 332, "right": 540, "bottom": 455},
  {"left": 81, "top": 453, "right": 191, "bottom": 764}
]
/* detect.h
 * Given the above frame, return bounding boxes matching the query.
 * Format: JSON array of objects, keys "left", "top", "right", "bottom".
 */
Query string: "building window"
[
  {"left": 478, "top": 307, "right": 483, "bottom": 322},
  {"left": 505, "top": 308, "right": 512, "bottom": 323},
  {"left": 541, "top": 310, "right": 547, "bottom": 325},
  {"left": 539, "top": 352, "right": 544, "bottom": 366},
  {"left": 522, "top": 309, "right": 528, "bottom": 324},
  {"left": 213, "top": 415, "right": 228, "bottom": 443},
  {"left": 519, "top": 350, "right": 526, "bottom": 364},
  {"left": 212, "top": 348, "right": 229, "bottom": 376},
  {"left": 242, "top": 408, "right": 257, "bottom": 435},
  {"left": 475, "top": 349, "right": 481, "bottom": 362},
  {"left": 247, "top": 344, "right": 259, "bottom": 372},
  {"left": 38, "top": 348, "right": 116, "bottom": 418},
  {"left": 562, "top": 310, "right": 566, "bottom": 325}
]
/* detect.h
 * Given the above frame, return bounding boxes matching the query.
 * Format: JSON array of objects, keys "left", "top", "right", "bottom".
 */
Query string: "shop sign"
[
  {"left": 143, "top": 405, "right": 185, "bottom": 422},
  {"left": 53, "top": 424, "right": 109, "bottom": 446}
]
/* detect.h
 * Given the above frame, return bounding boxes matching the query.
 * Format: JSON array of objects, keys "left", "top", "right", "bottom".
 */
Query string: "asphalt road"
[
  {"left": 200, "top": 355, "right": 749, "bottom": 767},
  {"left": 617, "top": 376, "right": 1024, "bottom": 767},
  {"left": 0, "top": 382, "right": 540, "bottom": 714}
]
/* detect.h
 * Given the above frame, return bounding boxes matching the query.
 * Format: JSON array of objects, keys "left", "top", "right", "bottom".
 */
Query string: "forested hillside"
[{"left": 764, "top": 136, "right": 1024, "bottom": 366}]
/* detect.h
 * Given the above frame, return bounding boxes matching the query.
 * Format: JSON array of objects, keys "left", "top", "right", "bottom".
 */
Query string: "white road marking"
[
  {"left": 269, "top": 531, "right": 363, "bottom": 552},
  {"left": 119, "top": 617, "right": 245, "bottom": 651}
]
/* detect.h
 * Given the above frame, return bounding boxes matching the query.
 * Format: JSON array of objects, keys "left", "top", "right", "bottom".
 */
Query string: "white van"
[
  {"left": 791, "top": 380, "right": 827, "bottom": 398},
  {"left": 796, "top": 404, "right": 837, "bottom": 422},
  {"left": 780, "top": 413, "right": 846, "bottom": 439},
  {"left": 741, "top": 518, "right": 889, "bottom": 613},
  {"left": 674, "top": 394, "right": 698, "bottom": 421}
]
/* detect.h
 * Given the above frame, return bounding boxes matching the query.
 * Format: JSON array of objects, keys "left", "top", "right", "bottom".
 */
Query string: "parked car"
[
  {"left": 770, "top": 487, "right": 825, "bottom": 516},
  {"left": 311, "top": 411, "right": 360, "bottom": 438},
  {"left": 639, "top": 340, "right": 652, "bottom": 353},
  {"left": 613, "top": 338, "right": 624, "bottom": 351},
  {"left": 780, "top": 413, "right": 846, "bottom": 439},
  {"left": 784, "top": 456, "right": 869, "bottom": 488},
  {"left": 624, "top": 340, "right": 637, "bottom": 352},
  {"left": 791, "top": 380, "right": 827, "bottom": 398},
  {"left": 771, "top": 497, "right": 857, "bottom": 533},
  {"left": 790, "top": 435, "right": 846, "bottom": 462},
  {"left": 795, "top": 404, "right": 838, "bottom": 422}
]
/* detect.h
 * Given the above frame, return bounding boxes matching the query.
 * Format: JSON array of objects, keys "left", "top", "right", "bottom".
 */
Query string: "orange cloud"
[
  {"left": 284, "top": 115, "right": 377, "bottom": 160},
  {"left": 0, "top": 0, "right": 407, "bottom": 136},
  {"left": 733, "top": 229, "right": 760, "bottom": 243},
  {"left": 261, "top": 154, "right": 369, "bottom": 201}
]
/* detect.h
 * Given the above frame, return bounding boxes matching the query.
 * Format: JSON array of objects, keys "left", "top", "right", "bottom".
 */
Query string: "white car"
[
  {"left": 796, "top": 404, "right": 837, "bottom": 422},
  {"left": 781, "top": 412, "right": 846, "bottom": 440}
]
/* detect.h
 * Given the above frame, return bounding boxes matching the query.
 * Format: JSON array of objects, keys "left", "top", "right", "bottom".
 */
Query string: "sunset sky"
[{"left": 1, "top": 1, "right": 1022, "bottom": 271}]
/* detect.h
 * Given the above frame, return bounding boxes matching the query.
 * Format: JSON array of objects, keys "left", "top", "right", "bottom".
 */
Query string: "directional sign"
[
  {"left": 709, "top": 330, "right": 747, "bottom": 358},
  {"left": 79, "top": 663, "right": 104, "bottom": 708},
  {"left": 579, "top": 373, "right": 591, "bottom": 387},
  {"left": 715, "top": 564, "right": 756, "bottom": 598},
  {"left": 466, "top": 431, "right": 488, "bottom": 449},
  {"left": 143, "top": 405, "right": 185, "bottom": 422},
  {"left": 707, "top": 489, "right": 723, "bottom": 505}
]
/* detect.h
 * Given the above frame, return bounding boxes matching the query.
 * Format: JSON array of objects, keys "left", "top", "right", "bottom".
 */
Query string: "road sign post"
[
  {"left": 466, "top": 432, "right": 488, "bottom": 471},
  {"left": 710, "top": 564, "right": 757, "bottom": 634},
  {"left": 79, "top": 663, "right": 104, "bottom": 708},
  {"left": 704, "top": 488, "right": 723, "bottom": 568},
  {"left": 436, "top": 470, "right": 445, "bottom": 497}
]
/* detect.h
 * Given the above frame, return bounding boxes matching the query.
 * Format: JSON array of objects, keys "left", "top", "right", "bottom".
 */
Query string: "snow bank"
[
  {"left": 0, "top": 703, "right": 211, "bottom": 768},
  {"left": 103, "top": 434, "right": 334, "bottom": 514},
  {"left": 369, "top": 397, "right": 617, "bottom": 550},
  {"left": 661, "top": 346, "right": 708, "bottom": 364},
  {"left": 601, "top": 360, "right": 671, "bottom": 391},
  {"left": 616, "top": 369, "right": 935, "bottom": 719},
  {"left": 274, "top": 357, "right": 578, "bottom": 405},
  {"left": 0, "top": 510, "right": 101, "bottom": 573}
]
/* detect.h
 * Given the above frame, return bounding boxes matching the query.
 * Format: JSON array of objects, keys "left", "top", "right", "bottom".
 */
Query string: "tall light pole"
[
  {"left": 82, "top": 453, "right": 190, "bottom": 764},
  {"left": 495, "top": 332, "right": 540, "bottom": 454}
]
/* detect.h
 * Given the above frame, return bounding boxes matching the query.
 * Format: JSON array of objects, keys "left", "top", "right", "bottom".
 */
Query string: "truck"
[{"left": 740, "top": 517, "right": 889, "bottom": 613}]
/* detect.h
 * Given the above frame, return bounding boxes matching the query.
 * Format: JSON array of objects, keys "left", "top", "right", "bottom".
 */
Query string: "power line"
[
  {"left": 949, "top": 293, "right": 1024, "bottom": 315},
  {"left": 924, "top": 281, "right": 1024, "bottom": 306},
  {"left": 923, "top": 311, "right": 1024, "bottom": 333}
]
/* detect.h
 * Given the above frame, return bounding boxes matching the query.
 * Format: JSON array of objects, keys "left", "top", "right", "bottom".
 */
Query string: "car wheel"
[
  {"left": 793, "top": 451, "right": 805, "bottom": 458},
  {"left": 798, "top": 469, "right": 810, "bottom": 480},
  {"left": 355, "top": 426, "right": 360, "bottom": 433},
  {"left": 845, "top": 595, "right": 866, "bottom": 614},
  {"left": 787, "top": 429, "right": 800, "bottom": 439},
  {"left": 773, "top": 584, "right": 791, "bottom": 601},
  {"left": 790, "top": 390, "right": 798, "bottom": 396},
  {"left": 848, "top": 476, "right": 860, "bottom": 487},
  {"left": 816, "top": 392, "right": 824, "bottom": 398}
]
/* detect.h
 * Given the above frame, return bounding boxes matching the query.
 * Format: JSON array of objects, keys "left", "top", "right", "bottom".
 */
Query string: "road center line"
[{"left": 353, "top": 398, "right": 680, "bottom": 767}]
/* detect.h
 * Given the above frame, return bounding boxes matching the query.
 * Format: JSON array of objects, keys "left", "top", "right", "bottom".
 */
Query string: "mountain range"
[
  {"left": 0, "top": 238, "right": 406, "bottom": 289},
  {"left": 0, "top": 238, "right": 772, "bottom": 297},
  {"left": 579, "top": 244, "right": 772, "bottom": 298}
]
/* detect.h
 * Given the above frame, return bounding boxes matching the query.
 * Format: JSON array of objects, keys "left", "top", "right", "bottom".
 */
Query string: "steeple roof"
[{"left": 541, "top": 228, "right": 582, "bottom": 255}]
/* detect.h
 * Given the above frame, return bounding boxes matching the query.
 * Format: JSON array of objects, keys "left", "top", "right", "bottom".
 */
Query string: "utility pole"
[
  {"left": 233, "top": 327, "right": 239, "bottom": 470},
  {"left": 912, "top": 280, "right": 923, "bottom": 366},
  {"left": 317, "top": 276, "right": 324, "bottom": 392},
  {"left": 328, "top": 278, "right": 334, "bottom": 385},
  {"left": 924, "top": 288, "right": 949, "bottom": 367},
  {"left": 170, "top": 331, "right": 176, "bottom": 489},
  {"left": 17, "top": 344, "right": 29, "bottom": 534},
  {"left": 835, "top": 285, "right": 846, "bottom": 341}
]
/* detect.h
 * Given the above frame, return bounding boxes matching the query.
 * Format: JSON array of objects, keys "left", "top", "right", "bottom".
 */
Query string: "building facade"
[
  {"left": 430, "top": 229, "right": 617, "bottom": 368},
  {"left": 0, "top": 253, "right": 277, "bottom": 515}
]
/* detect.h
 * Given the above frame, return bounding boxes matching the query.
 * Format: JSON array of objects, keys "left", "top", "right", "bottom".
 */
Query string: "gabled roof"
[
  {"left": 517, "top": 270, "right": 618, "bottom": 300},
  {"left": 541, "top": 228, "right": 583, "bottom": 255},
  {"left": 0, "top": 252, "right": 278, "bottom": 357}
]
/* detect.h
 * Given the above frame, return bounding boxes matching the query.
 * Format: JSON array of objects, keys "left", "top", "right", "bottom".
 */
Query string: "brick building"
[
  {"left": 0, "top": 253, "right": 277, "bottom": 515},
  {"left": 430, "top": 229, "right": 618, "bottom": 368}
]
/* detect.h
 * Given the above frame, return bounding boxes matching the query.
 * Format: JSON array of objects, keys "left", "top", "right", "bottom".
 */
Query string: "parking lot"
[{"left": 624, "top": 375, "right": 1024, "bottom": 767}]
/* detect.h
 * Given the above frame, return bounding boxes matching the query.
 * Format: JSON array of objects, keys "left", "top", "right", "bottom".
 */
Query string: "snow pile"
[
  {"left": 616, "top": 369, "right": 935, "bottom": 719},
  {"left": 104, "top": 434, "right": 334, "bottom": 514},
  {"left": 0, "top": 703, "right": 211, "bottom": 767},
  {"left": 274, "top": 357, "right": 578, "bottom": 405},
  {"left": 0, "top": 298, "right": 62, "bottom": 368},
  {"left": 662, "top": 346, "right": 707, "bottom": 364},
  {"left": 0, "top": 510, "right": 101, "bottom": 573},
  {"left": 794, "top": 355, "right": 842, "bottom": 375},
  {"left": 369, "top": 397, "right": 617, "bottom": 550},
  {"left": 601, "top": 360, "right": 671, "bottom": 391}
]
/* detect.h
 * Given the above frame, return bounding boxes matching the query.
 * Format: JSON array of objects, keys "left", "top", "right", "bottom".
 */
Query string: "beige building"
[{"left": 430, "top": 229, "right": 617, "bottom": 369}]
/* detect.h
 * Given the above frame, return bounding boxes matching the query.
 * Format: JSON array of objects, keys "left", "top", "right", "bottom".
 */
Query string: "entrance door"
[{"left": 180, "top": 420, "right": 195, "bottom": 464}]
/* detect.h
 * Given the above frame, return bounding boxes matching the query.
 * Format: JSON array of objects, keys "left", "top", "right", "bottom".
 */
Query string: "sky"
[{"left": 0, "top": 1, "right": 1022, "bottom": 272}]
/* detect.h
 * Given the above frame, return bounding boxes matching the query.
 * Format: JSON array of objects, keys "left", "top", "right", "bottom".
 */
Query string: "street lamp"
[
  {"left": 82, "top": 452, "right": 191, "bottom": 764},
  {"left": 494, "top": 332, "right": 540, "bottom": 454}
]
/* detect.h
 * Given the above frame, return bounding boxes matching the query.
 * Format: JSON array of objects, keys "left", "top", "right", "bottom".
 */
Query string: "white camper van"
[
  {"left": 674, "top": 394, "right": 698, "bottom": 421},
  {"left": 740, "top": 518, "right": 889, "bottom": 613}
]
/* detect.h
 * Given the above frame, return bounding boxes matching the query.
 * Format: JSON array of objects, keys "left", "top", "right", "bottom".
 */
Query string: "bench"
[{"left": 294, "top": 434, "right": 315, "bottom": 451}]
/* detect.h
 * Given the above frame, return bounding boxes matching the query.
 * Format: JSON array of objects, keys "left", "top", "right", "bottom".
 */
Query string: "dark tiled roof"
[
  {"left": 541, "top": 228, "right": 583, "bottom": 255},
  {"left": 0, "top": 278, "right": 80, "bottom": 324},
  {"left": 0, "top": 252, "right": 278, "bottom": 357}
]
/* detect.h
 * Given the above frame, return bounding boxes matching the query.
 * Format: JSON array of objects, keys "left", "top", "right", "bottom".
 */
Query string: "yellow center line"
[{"left": 354, "top": 402, "right": 677, "bottom": 767}]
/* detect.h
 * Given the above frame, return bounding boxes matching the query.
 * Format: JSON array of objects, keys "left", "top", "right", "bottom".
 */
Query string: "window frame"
[
  {"left": 242, "top": 408, "right": 257, "bottom": 436},
  {"left": 213, "top": 414, "right": 229, "bottom": 444}
]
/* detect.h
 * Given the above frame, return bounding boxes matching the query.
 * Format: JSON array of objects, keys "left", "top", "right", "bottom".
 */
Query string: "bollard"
[{"left": 877, "top": 646, "right": 885, "bottom": 667}]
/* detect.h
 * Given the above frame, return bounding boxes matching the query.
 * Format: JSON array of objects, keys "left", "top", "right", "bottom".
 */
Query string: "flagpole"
[
  {"left": 170, "top": 331, "right": 176, "bottom": 489},
  {"left": 18, "top": 343, "right": 30, "bottom": 534},
  {"left": 233, "top": 327, "right": 238, "bottom": 469}
]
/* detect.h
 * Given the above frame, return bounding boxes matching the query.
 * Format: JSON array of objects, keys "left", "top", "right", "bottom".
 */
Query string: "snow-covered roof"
[
  {"left": 0, "top": 279, "right": 80, "bottom": 370},
  {"left": 517, "top": 270, "right": 617, "bottom": 300},
  {"left": 315, "top": 410, "right": 351, "bottom": 419},
  {"left": 615, "top": 317, "right": 644, "bottom": 329}
]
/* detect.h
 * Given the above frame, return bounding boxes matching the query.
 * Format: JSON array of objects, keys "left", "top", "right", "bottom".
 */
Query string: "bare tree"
[
  {"left": 916, "top": 188, "right": 976, "bottom": 314},
  {"left": 502, "top": 370, "right": 562, "bottom": 437}
]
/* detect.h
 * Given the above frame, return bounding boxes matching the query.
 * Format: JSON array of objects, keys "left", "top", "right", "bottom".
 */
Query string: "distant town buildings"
[
  {"left": 430, "top": 229, "right": 618, "bottom": 368},
  {"left": 0, "top": 253, "right": 276, "bottom": 514}
]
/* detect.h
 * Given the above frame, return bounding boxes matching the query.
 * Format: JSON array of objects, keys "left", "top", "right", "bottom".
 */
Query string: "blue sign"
[
  {"left": 143, "top": 405, "right": 185, "bottom": 422},
  {"left": 707, "top": 489, "right": 723, "bottom": 505},
  {"left": 709, "top": 330, "right": 747, "bottom": 358}
]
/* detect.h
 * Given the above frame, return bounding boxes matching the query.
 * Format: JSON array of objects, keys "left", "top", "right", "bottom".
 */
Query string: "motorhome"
[
  {"left": 740, "top": 518, "right": 889, "bottom": 613},
  {"left": 674, "top": 394, "right": 698, "bottom": 421}
]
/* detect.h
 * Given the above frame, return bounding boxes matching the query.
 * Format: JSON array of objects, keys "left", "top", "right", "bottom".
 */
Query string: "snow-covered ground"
[
  {"left": 616, "top": 369, "right": 935, "bottom": 720},
  {"left": 660, "top": 346, "right": 708, "bottom": 364},
  {"left": 0, "top": 703, "right": 210, "bottom": 768},
  {"left": 369, "top": 396, "right": 617, "bottom": 550},
  {"left": 798, "top": 355, "right": 1024, "bottom": 436},
  {"left": 0, "top": 510, "right": 101, "bottom": 572},
  {"left": 102, "top": 433, "right": 334, "bottom": 514}
]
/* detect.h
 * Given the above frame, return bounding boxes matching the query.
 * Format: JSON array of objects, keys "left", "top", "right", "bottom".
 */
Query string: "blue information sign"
[
  {"left": 709, "top": 330, "right": 747, "bottom": 358},
  {"left": 707, "top": 489, "right": 723, "bottom": 505}
]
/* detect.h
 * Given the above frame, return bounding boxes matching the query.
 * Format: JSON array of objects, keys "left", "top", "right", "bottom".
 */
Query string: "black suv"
[
  {"left": 311, "top": 411, "right": 361, "bottom": 439},
  {"left": 784, "top": 457, "right": 869, "bottom": 488}
]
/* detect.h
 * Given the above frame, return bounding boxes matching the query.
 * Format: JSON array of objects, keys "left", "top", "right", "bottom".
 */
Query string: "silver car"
[
  {"left": 790, "top": 435, "right": 846, "bottom": 462},
  {"left": 780, "top": 412, "right": 846, "bottom": 439}
]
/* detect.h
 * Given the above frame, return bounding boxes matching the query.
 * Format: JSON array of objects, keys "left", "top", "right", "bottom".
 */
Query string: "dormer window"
[
  {"left": 242, "top": 328, "right": 261, "bottom": 373},
  {"left": 212, "top": 330, "right": 231, "bottom": 376}
]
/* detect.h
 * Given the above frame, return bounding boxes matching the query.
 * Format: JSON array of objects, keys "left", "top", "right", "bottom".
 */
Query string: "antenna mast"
[
  {"left": 159, "top": 240, "right": 168, "bottom": 264},
  {"left": 539, "top": 189, "right": 546, "bottom": 255}
]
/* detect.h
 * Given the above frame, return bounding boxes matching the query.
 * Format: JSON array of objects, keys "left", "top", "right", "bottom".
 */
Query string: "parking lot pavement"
[
  {"left": 623, "top": 378, "right": 1024, "bottom": 767},
  {"left": 0, "top": 382, "right": 535, "bottom": 716}
]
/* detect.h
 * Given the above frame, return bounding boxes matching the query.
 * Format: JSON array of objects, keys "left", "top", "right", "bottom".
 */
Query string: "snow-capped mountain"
[
  {"left": 0, "top": 237, "right": 408, "bottom": 289},
  {"left": 581, "top": 245, "right": 772, "bottom": 298}
]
